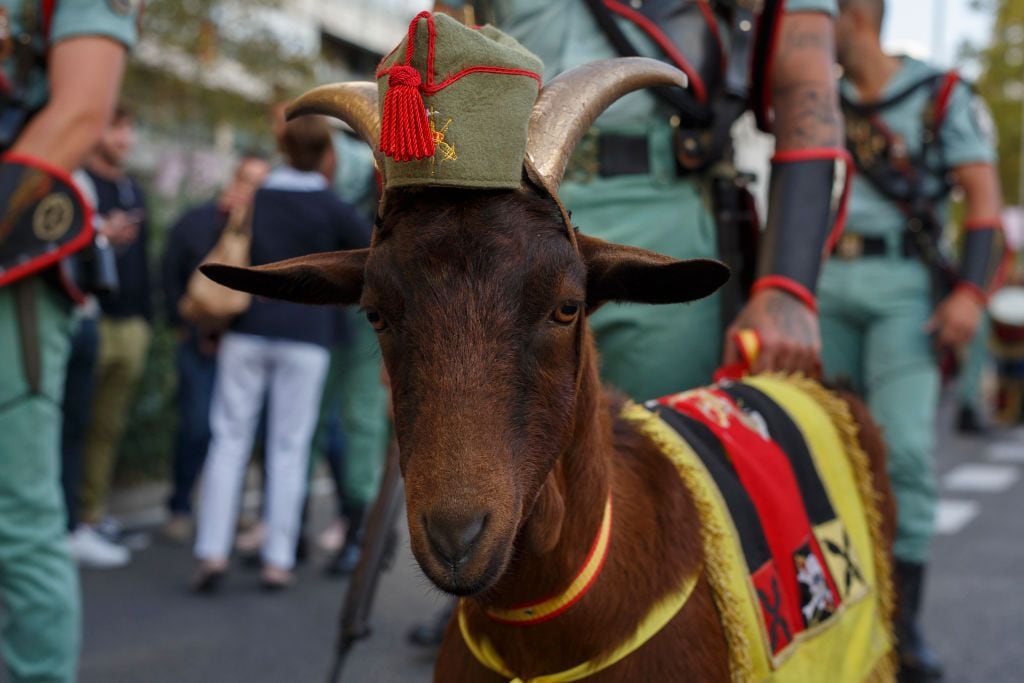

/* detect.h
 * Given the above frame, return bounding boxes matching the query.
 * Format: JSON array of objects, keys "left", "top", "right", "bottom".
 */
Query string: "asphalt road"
[{"left": 16, "top": 405, "right": 1024, "bottom": 683}]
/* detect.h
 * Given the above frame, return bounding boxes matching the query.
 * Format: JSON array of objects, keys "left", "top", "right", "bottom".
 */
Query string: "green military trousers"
[
  {"left": 0, "top": 278, "right": 81, "bottom": 682},
  {"left": 560, "top": 152, "right": 722, "bottom": 401},
  {"left": 819, "top": 255, "right": 939, "bottom": 565},
  {"left": 313, "top": 319, "right": 390, "bottom": 511}
]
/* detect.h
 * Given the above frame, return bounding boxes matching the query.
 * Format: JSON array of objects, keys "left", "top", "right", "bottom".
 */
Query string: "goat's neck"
[
  {"left": 458, "top": 332, "right": 707, "bottom": 677},
  {"left": 480, "top": 335, "right": 613, "bottom": 610}
]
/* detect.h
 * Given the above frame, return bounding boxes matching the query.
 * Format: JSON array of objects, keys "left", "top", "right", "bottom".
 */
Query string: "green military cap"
[{"left": 375, "top": 11, "right": 544, "bottom": 190}]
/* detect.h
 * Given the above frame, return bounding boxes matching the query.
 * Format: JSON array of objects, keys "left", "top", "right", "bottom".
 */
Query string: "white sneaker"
[{"left": 68, "top": 525, "right": 130, "bottom": 569}]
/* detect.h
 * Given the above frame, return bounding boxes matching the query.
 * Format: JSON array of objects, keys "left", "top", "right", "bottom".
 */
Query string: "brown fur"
[{"left": 202, "top": 188, "right": 894, "bottom": 680}]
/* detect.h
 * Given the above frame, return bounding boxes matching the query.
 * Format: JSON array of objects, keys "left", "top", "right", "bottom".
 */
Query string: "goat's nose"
[{"left": 424, "top": 510, "right": 488, "bottom": 568}]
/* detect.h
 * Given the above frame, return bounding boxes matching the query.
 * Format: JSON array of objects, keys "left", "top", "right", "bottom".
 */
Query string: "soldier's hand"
[
  {"left": 724, "top": 289, "right": 821, "bottom": 376},
  {"left": 926, "top": 288, "right": 983, "bottom": 351}
]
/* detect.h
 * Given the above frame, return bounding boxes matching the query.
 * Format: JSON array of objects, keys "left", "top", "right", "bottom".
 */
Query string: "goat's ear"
[
  {"left": 578, "top": 233, "right": 730, "bottom": 308},
  {"left": 199, "top": 249, "right": 369, "bottom": 305}
]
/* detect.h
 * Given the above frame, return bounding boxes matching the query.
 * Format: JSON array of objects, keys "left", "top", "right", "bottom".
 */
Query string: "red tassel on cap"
[{"left": 379, "top": 65, "right": 435, "bottom": 162}]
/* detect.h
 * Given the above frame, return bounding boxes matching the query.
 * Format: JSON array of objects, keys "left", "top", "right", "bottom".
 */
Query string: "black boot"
[
  {"left": 406, "top": 601, "right": 456, "bottom": 648},
  {"left": 324, "top": 505, "right": 365, "bottom": 577},
  {"left": 896, "top": 561, "right": 944, "bottom": 682},
  {"left": 294, "top": 534, "right": 310, "bottom": 566},
  {"left": 956, "top": 404, "right": 987, "bottom": 436}
]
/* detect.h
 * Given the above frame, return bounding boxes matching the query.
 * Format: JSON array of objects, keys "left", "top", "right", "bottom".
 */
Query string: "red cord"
[{"left": 751, "top": 276, "right": 818, "bottom": 314}]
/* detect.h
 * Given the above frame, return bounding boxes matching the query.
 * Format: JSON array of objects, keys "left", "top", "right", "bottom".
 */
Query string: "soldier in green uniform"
[
  {"left": 828, "top": 1, "right": 1003, "bottom": 680},
  {"left": 0, "top": 0, "right": 138, "bottom": 679},
  {"left": 435, "top": 0, "right": 846, "bottom": 401}
]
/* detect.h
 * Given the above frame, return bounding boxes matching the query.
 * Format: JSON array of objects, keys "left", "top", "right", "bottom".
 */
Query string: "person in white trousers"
[
  {"left": 190, "top": 115, "right": 371, "bottom": 591},
  {"left": 194, "top": 335, "right": 328, "bottom": 582}
]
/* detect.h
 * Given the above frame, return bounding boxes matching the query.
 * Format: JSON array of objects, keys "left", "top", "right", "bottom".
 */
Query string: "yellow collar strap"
[
  {"left": 485, "top": 496, "right": 613, "bottom": 626},
  {"left": 459, "top": 569, "right": 699, "bottom": 682}
]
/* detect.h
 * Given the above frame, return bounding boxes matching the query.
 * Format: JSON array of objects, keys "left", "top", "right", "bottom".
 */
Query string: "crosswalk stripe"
[
  {"left": 943, "top": 464, "right": 1020, "bottom": 493},
  {"left": 987, "top": 442, "right": 1024, "bottom": 463},
  {"left": 935, "top": 499, "right": 980, "bottom": 535}
]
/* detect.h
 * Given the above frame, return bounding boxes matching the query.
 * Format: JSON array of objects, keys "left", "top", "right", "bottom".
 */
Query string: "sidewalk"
[{"left": 107, "top": 469, "right": 337, "bottom": 531}]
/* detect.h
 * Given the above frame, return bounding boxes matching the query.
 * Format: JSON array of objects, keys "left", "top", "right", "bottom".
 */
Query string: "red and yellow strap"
[{"left": 485, "top": 495, "right": 613, "bottom": 626}]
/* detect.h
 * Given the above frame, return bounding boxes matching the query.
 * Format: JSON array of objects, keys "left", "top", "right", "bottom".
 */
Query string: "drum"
[
  {"left": 988, "top": 286, "right": 1024, "bottom": 424},
  {"left": 990, "top": 286, "right": 1024, "bottom": 352}
]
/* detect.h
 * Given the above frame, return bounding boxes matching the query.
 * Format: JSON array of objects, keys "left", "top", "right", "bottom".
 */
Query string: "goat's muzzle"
[
  {"left": 410, "top": 500, "right": 517, "bottom": 596},
  {"left": 424, "top": 509, "right": 488, "bottom": 571}
]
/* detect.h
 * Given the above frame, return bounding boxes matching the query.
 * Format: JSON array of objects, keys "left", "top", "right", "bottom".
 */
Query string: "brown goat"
[{"left": 202, "top": 60, "right": 896, "bottom": 682}]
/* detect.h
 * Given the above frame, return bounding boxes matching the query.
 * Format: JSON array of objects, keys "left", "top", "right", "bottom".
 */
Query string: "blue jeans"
[
  {"left": 61, "top": 316, "right": 99, "bottom": 532},
  {"left": 168, "top": 336, "right": 217, "bottom": 516}
]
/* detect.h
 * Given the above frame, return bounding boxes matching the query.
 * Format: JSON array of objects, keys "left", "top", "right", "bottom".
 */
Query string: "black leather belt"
[
  {"left": 566, "top": 132, "right": 651, "bottom": 181},
  {"left": 598, "top": 134, "right": 650, "bottom": 176},
  {"left": 831, "top": 232, "right": 917, "bottom": 260}
]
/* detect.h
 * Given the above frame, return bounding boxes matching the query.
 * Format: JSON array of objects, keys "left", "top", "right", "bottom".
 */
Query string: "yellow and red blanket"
[{"left": 624, "top": 374, "right": 895, "bottom": 682}]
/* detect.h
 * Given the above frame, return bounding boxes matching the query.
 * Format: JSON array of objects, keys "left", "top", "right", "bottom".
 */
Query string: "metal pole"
[{"left": 932, "top": 0, "right": 946, "bottom": 64}]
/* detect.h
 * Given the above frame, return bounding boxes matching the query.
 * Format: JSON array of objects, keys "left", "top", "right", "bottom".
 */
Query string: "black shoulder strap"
[
  {"left": 13, "top": 280, "right": 42, "bottom": 395},
  {"left": 840, "top": 72, "right": 944, "bottom": 116},
  {"left": 842, "top": 75, "right": 959, "bottom": 286},
  {"left": 843, "top": 70, "right": 956, "bottom": 207},
  {"left": 581, "top": 0, "right": 710, "bottom": 125},
  {"left": 748, "top": 0, "right": 784, "bottom": 132}
]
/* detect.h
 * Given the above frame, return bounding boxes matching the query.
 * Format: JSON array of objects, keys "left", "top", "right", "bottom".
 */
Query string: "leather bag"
[{"left": 178, "top": 201, "right": 254, "bottom": 329}]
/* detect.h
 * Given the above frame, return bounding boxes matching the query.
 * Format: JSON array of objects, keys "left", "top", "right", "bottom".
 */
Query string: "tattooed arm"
[
  {"left": 770, "top": 12, "right": 843, "bottom": 151},
  {"left": 724, "top": 12, "right": 842, "bottom": 375}
]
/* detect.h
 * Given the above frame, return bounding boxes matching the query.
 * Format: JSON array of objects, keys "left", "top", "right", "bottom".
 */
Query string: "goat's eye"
[
  {"left": 551, "top": 301, "right": 581, "bottom": 325},
  {"left": 365, "top": 309, "right": 387, "bottom": 332}
]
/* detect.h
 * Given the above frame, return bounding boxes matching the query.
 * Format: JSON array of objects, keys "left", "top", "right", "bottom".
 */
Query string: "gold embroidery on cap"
[{"left": 428, "top": 107, "right": 457, "bottom": 175}]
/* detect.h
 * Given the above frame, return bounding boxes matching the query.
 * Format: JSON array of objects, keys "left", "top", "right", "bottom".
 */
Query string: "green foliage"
[
  {"left": 971, "top": 0, "right": 1024, "bottom": 204},
  {"left": 116, "top": 316, "right": 179, "bottom": 486},
  {"left": 115, "top": 191, "right": 186, "bottom": 486},
  {"left": 123, "top": 0, "right": 317, "bottom": 143}
]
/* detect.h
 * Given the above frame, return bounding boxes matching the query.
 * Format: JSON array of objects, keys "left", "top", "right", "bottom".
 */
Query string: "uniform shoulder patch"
[{"left": 969, "top": 94, "right": 998, "bottom": 147}]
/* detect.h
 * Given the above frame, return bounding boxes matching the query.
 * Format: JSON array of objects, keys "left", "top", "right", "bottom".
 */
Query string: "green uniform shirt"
[
  {"left": 840, "top": 56, "right": 997, "bottom": 237},
  {"left": 0, "top": 0, "right": 139, "bottom": 112},
  {"left": 447, "top": 0, "right": 836, "bottom": 130}
]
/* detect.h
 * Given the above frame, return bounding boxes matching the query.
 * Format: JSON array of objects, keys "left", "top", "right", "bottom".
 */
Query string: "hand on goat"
[{"left": 723, "top": 288, "right": 821, "bottom": 377}]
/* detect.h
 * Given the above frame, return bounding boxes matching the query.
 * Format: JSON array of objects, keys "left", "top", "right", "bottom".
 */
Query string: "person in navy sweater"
[
  {"left": 192, "top": 115, "right": 371, "bottom": 591},
  {"left": 160, "top": 154, "right": 270, "bottom": 542}
]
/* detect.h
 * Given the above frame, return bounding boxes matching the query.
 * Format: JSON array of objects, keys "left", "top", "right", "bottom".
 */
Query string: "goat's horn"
[
  {"left": 525, "top": 57, "right": 687, "bottom": 191},
  {"left": 287, "top": 82, "right": 382, "bottom": 168}
]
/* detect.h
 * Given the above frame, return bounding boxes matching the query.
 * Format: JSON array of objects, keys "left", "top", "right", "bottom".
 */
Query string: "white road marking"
[
  {"left": 935, "top": 499, "right": 981, "bottom": 535},
  {"left": 987, "top": 442, "right": 1024, "bottom": 463},
  {"left": 942, "top": 464, "right": 1020, "bottom": 493}
]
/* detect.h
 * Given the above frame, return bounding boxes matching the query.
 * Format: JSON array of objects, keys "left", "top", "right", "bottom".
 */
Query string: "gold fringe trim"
[
  {"left": 621, "top": 404, "right": 754, "bottom": 683},
  {"left": 865, "top": 647, "right": 898, "bottom": 683},
  {"left": 772, "top": 375, "right": 898, "bottom": 681}
]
